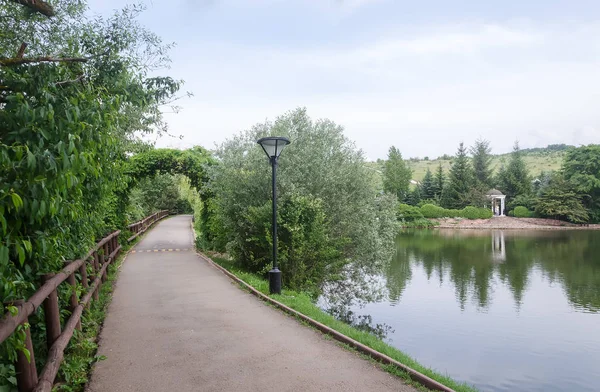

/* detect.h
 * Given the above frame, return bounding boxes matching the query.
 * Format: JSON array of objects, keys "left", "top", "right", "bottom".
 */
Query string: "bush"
[
  {"left": 513, "top": 206, "right": 533, "bottom": 218},
  {"left": 478, "top": 208, "right": 493, "bottom": 219},
  {"left": 460, "top": 206, "right": 493, "bottom": 220},
  {"left": 448, "top": 209, "right": 462, "bottom": 218},
  {"left": 461, "top": 206, "right": 480, "bottom": 219},
  {"left": 420, "top": 204, "right": 446, "bottom": 218},
  {"left": 397, "top": 204, "right": 424, "bottom": 222}
]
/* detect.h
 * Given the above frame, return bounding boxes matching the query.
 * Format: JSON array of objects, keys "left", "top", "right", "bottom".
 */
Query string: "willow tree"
[{"left": 208, "top": 108, "right": 398, "bottom": 293}]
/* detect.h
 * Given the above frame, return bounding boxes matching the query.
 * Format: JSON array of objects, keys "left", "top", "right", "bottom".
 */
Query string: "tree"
[
  {"left": 497, "top": 141, "right": 531, "bottom": 200},
  {"left": 420, "top": 168, "right": 436, "bottom": 200},
  {"left": 407, "top": 186, "right": 422, "bottom": 206},
  {"left": 562, "top": 145, "right": 600, "bottom": 222},
  {"left": 382, "top": 146, "right": 412, "bottom": 202},
  {"left": 208, "top": 108, "right": 399, "bottom": 292},
  {"left": 1, "top": 2, "right": 182, "bottom": 386},
  {"left": 470, "top": 138, "right": 493, "bottom": 189},
  {"left": 433, "top": 163, "right": 445, "bottom": 201},
  {"left": 535, "top": 174, "right": 589, "bottom": 223},
  {"left": 442, "top": 142, "right": 474, "bottom": 209}
]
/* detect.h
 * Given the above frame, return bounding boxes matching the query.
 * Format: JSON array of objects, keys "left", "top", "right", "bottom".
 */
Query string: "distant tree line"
[{"left": 382, "top": 142, "right": 600, "bottom": 223}]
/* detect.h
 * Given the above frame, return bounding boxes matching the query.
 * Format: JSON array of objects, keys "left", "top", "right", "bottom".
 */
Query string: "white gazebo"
[{"left": 487, "top": 189, "right": 506, "bottom": 216}]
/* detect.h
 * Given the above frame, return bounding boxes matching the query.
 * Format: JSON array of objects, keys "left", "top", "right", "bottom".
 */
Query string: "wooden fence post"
[
  {"left": 11, "top": 300, "right": 38, "bottom": 392},
  {"left": 42, "top": 274, "right": 61, "bottom": 350},
  {"left": 101, "top": 243, "right": 108, "bottom": 282},
  {"left": 65, "top": 266, "right": 81, "bottom": 331},
  {"left": 79, "top": 262, "right": 88, "bottom": 290},
  {"left": 92, "top": 253, "right": 100, "bottom": 301}
]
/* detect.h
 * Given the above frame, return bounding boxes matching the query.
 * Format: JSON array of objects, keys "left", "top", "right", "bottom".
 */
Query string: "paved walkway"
[{"left": 87, "top": 215, "right": 416, "bottom": 392}]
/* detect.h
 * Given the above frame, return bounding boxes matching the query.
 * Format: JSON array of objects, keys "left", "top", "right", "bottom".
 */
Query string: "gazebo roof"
[{"left": 487, "top": 188, "right": 505, "bottom": 196}]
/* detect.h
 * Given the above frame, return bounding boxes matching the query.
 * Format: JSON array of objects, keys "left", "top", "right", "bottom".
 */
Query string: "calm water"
[{"left": 321, "top": 230, "right": 600, "bottom": 392}]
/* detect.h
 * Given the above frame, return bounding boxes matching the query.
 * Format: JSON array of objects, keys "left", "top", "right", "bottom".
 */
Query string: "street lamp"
[{"left": 257, "top": 136, "right": 291, "bottom": 294}]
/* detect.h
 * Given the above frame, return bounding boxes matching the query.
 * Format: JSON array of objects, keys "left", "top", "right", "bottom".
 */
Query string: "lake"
[{"left": 320, "top": 229, "right": 600, "bottom": 392}]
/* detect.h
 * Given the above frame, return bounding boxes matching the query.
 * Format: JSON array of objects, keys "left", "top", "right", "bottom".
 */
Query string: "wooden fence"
[
  {"left": 0, "top": 211, "right": 169, "bottom": 392},
  {"left": 127, "top": 210, "right": 169, "bottom": 242}
]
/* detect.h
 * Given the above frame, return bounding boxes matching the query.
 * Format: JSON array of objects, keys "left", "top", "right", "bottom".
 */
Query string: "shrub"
[
  {"left": 513, "top": 206, "right": 533, "bottom": 218},
  {"left": 478, "top": 208, "right": 493, "bottom": 219},
  {"left": 461, "top": 206, "right": 493, "bottom": 220},
  {"left": 420, "top": 204, "right": 446, "bottom": 218},
  {"left": 397, "top": 204, "right": 424, "bottom": 222},
  {"left": 461, "top": 206, "right": 480, "bottom": 219},
  {"left": 448, "top": 209, "right": 462, "bottom": 218}
]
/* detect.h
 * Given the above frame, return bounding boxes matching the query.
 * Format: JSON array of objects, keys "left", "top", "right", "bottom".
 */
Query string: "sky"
[{"left": 88, "top": 0, "right": 600, "bottom": 160}]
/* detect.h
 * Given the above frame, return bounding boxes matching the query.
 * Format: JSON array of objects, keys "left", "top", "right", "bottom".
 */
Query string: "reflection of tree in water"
[
  {"left": 320, "top": 261, "right": 396, "bottom": 339},
  {"left": 326, "top": 305, "right": 395, "bottom": 340},
  {"left": 388, "top": 230, "right": 600, "bottom": 312}
]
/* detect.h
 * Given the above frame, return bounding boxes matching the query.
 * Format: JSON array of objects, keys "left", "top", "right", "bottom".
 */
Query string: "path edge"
[{"left": 196, "top": 250, "right": 456, "bottom": 392}]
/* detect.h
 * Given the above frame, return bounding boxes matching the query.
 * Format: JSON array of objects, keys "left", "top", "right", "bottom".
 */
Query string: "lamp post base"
[{"left": 269, "top": 268, "right": 282, "bottom": 295}]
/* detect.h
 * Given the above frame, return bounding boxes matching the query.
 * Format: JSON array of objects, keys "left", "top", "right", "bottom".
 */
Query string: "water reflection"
[
  {"left": 390, "top": 230, "right": 600, "bottom": 313},
  {"left": 321, "top": 229, "right": 600, "bottom": 391}
]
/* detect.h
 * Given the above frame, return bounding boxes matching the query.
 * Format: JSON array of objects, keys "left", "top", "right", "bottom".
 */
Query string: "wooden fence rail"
[
  {"left": 0, "top": 210, "right": 169, "bottom": 392},
  {"left": 127, "top": 210, "right": 169, "bottom": 242}
]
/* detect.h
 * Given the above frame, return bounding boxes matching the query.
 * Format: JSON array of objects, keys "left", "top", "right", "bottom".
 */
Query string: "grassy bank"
[{"left": 205, "top": 253, "right": 477, "bottom": 392}]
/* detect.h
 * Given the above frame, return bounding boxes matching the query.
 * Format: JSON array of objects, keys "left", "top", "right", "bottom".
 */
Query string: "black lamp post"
[{"left": 257, "top": 136, "right": 291, "bottom": 295}]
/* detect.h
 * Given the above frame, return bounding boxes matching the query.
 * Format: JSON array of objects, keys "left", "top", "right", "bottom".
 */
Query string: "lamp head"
[{"left": 257, "top": 136, "right": 291, "bottom": 159}]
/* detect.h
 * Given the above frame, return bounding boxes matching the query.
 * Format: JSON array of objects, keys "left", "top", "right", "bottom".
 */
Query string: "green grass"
[{"left": 207, "top": 254, "right": 477, "bottom": 392}]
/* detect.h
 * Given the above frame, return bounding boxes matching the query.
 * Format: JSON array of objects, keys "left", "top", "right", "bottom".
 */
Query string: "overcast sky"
[{"left": 89, "top": 0, "right": 600, "bottom": 160}]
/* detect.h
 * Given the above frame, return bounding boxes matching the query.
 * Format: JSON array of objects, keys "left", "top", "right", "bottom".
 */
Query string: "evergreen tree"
[
  {"left": 407, "top": 186, "right": 422, "bottom": 206},
  {"left": 382, "top": 146, "right": 412, "bottom": 201},
  {"left": 498, "top": 141, "right": 531, "bottom": 199},
  {"left": 433, "top": 163, "right": 445, "bottom": 200},
  {"left": 536, "top": 173, "right": 589, "bottom": 223},
  {"left": 470, "top": 138, "right": 493, "bottom": 189},
  {"left": 442, "top": 142, "right": 474, "bottom": 209},
  {"left": 421, "top": 168, "right": 436, "bottom": 200}
]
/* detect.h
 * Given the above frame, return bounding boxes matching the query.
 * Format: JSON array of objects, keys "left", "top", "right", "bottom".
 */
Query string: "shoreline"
[{"left": 434, "top": 216, "right": 600, "bottom": 230}]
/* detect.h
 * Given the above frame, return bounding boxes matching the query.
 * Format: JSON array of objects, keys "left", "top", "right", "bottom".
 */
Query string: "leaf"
[
  {"left": 11, "top": 193, "right": 23, "bottom": 209},
  {"left": 21, "top": 348, "right": 31, "bottom": 363},
  {"left": 17, "top": 246, "right": 25, "bottom": 266},
  {"left": 27, "top": 149, "right": 35, "bottom": 170},
  {"left": 22, "top": 239, "right": 32, "bottom": 254},
  {"left": 0, "top": 246, "right": 8, "bottom": 265}
]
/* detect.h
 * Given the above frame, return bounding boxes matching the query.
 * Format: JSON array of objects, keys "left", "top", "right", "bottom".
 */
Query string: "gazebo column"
[{"left": 500, "top": 197, "right": 505, "bottom": 216}]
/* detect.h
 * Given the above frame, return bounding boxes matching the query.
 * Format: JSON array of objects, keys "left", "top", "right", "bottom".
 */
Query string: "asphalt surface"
[{"left": 87, "top": 215, "right": 417, "bottom": 392}]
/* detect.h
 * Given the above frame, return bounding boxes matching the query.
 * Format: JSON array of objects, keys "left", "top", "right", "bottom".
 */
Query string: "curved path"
[{"left": 87, "top": 215, "right": 416, "bottom": 392}]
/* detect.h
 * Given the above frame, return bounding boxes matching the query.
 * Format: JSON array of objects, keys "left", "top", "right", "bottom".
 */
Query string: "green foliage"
[
  {"left": 470, "top": 138, "right": 493, "bottom": 189},
  {"left": 383, "top": 146, "right": 412, "bottom": 202},
  {"left": 460, "top": 206, "right": 493, "bottom": 219},
  {"left": 420, "top": 204, "right": 447, "bottom": 219},
  {"left": 513, "top": 206, "right": 533, "bottom": 218},
  {"left": 397, "top": 204, "right": 424, "bottom": 222},
  {"left": 207, "top": 108, "right": 399, "bottom": 291},
  {"left": 420, "top": 204, "right": 490, "bottom": 220},
  {"left": 497, "top": 141, "right": 531, "bottom": 199},
  {"left": 535, "top": 174, "right": 589, "bottom": 223},
  {"left": 460, "top": 206, "right": 481, "bottom": 220},
  {"left": 433, "top": 163, "right": 445, "bottom": 200},
  {"left": 125, "top": 174, "right": 192, "bottom": 222},
  {"left": 562, "top": 144, "right": 600, "bottom": 222},
  {"left": 0, "top": 1, "right": 182, "bottom": 387},
  {"left": 420, "top": 169, "right": 436, "bottom": 200},
  {"left": 442, "top": 142, "right": 474, "bottom": 209}
]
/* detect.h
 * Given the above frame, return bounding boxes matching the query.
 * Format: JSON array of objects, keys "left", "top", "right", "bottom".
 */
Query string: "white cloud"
[{"left": 156, "top": 21, "right": 600, "bottom": 158}]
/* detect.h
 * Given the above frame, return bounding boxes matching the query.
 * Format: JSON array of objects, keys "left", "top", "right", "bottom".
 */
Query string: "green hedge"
[
  {"left": 513, "top": 206, "right": 533, "bottom": 218},
  {"left": 397, "top": 204, "right": 424, "bottom": 221},
  {"left": 419, "top": 204, "right": 492, "bottom": 220}
]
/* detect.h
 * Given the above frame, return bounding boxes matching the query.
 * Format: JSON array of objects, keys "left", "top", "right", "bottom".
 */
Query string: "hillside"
[{"left": 369, "top": 144, "right": 571, "bottom": 185}]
